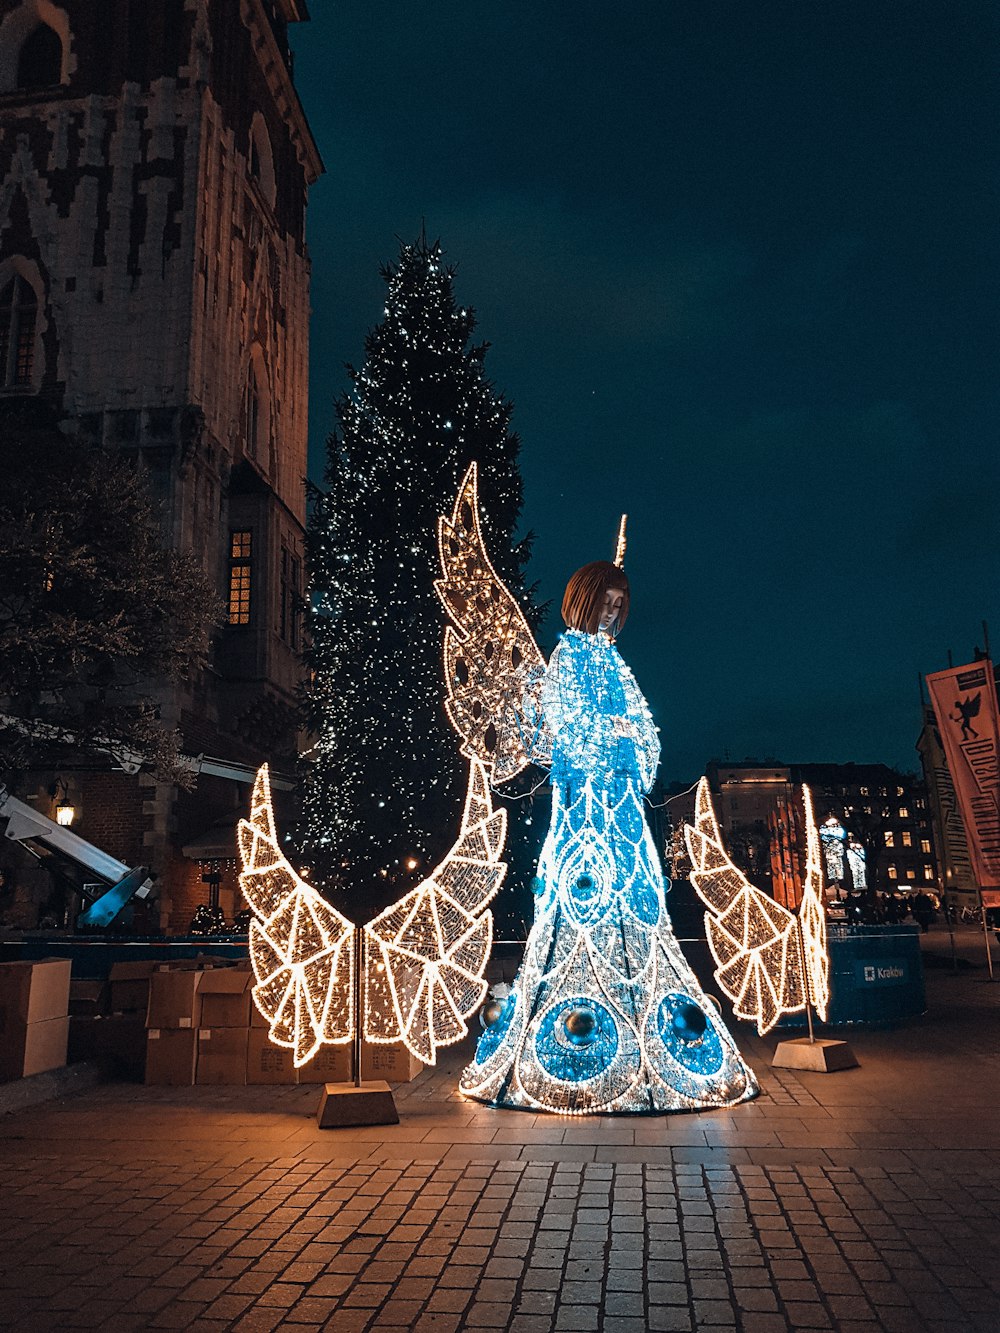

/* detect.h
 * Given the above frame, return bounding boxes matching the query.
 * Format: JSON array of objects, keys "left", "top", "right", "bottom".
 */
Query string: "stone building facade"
[{"left": 0, "top": 0, "right": 322, "bottom": 931}]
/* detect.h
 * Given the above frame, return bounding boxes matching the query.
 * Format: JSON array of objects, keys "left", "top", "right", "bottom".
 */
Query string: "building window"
[
  {"left": 887, "top": 864, "right": 897, "bottom": 881},
  {"left": 280, "top": 545, "right": 300, "bottom": 648},
  {"left": 923, "top": 865, "right": 934, "bottom": 881},
  {"left": 244, "top": 368, "right": 260, "bottom": 458},
  {"left": 906, "top": 869, "right": 916, "bottom": 881},
  {"left": 920, "top": 839, "right": 931, "bottom": 854},
  {"left": 0, "top": 274, "right": 38, "bottom": 388},
  {"left": 896, "top": 786, "right": 905, "bottom": 797},
  {"left": 863, "top": 805, "right": 872, "bottom": 815},
  {"left": 859, "top": 786, "right": 869, "bottom": 796},
  {"left": 898, "top": 806, "right": 909, "bottom": 819},
  {"left": 883, "top": 831, "right": 895, "bottom": 848},
  {"left": 228, "top": 530, "right": 252, "bottom": 625},
  {"left": 16, "top": 22, "right": 62, "bottom": 89},
  {"left": 901, "top": 831, "right": 912, "bottom": 848}
]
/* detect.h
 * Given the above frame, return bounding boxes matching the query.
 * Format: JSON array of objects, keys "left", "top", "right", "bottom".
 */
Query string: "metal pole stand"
[
  {"left": 772, "top": 919, "right": 859, "bottom": 1073},
  {"left": 317, "top": 928, "right": 399, "bottom": 1128}
]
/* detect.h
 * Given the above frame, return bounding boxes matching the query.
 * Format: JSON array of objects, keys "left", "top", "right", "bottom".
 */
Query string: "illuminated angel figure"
[{"left": 451, "top": 489, "right": 758, "bottom": 1113}]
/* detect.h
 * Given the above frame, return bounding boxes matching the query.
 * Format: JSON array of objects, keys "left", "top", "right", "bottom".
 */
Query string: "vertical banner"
[{"left": 926, "top": 660, "right": 1000, "bottom": 888}]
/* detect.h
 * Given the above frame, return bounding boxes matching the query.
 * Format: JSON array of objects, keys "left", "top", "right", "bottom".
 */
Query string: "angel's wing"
[
  {"left": 436, "top": 461, "right": 551, "bottom": 782},
  {"left": 363, "top": 758, "right": 506, "bottom": 1064},
  {"left": 685, "top": 778, "right": 805, "bottom": 1035},
  {"left": 237, "top": 765, "right": 355, "bottom": 1066}
]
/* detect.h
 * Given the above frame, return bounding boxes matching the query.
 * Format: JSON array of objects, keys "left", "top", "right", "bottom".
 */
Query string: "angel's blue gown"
[{"left": 461, "top": 628, "right": 758, "bottom": 1113}]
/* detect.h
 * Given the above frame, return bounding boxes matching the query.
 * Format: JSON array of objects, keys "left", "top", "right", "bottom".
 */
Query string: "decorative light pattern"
[
  {"left": 684, "top": 779, "right": 829, "bottom": 1035},
  {"left": 363, "top": 758, "right": 507, "bottom": 1063},
  {"left": 436, "top": 461, "right": 551, "bottom": 782},
  {"left": 237, "top": 765, "right": 355, "bottom": 1066},
  {"left": 820, "top": 816, "right": 847, "bottom": 885},
  {"left": 461, "top": 631, "right": 758, "bottom": 1114}
]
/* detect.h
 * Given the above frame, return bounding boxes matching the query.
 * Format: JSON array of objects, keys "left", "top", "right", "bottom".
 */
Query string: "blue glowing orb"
[
  {"left": 475, "top": 992, "right": 516, "bottom": 1063},
  {"left": 656, "top": 992, "right": 724, "bottom": 1077},
  {"left": 536, "top": 997, "right": 618, "bottom": 1082}
]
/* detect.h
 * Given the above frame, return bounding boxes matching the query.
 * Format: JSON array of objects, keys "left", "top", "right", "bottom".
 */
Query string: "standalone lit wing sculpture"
[
  {"left": 684, "top": 778, "right": 829, "bottom": 1035},
  {"left": 237, "top": 464, "right": 537, "bottom": 1070},
  {"left": 238, "top": 765, "right": 355, "bottom": 1066},
  {"left": 363, "top": 759, "right": 507, "bottom": 1063}
]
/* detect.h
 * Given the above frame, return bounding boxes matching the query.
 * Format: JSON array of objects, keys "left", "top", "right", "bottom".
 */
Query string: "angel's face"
[{"left": 598, "top": 588, "right": 624, "bottom": 633}]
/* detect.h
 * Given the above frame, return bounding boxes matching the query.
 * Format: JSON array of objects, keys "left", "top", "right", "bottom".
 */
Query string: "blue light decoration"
[
  {"left": 461, "top": 629, "right": 759, "bottom": 1114},
  {"left": 820, "top": 817, "right": 848, "bottom": 886}
]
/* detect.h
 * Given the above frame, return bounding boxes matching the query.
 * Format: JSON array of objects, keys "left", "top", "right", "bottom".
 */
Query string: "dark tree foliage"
[
  {"left": 300, "top": 236, "right": 543, "bottom": 922},
  {"left": 0, "top": 411, "right": 218, "bottom": 784}
]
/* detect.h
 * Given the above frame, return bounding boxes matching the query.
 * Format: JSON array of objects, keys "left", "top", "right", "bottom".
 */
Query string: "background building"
[{"left": 0, "top": 0, "right": 321, "bottom": 931}]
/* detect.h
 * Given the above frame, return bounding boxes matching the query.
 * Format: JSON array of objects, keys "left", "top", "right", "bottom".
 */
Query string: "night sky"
[{"left": 289, "top": 2, "right": 998, "bottom": 783}]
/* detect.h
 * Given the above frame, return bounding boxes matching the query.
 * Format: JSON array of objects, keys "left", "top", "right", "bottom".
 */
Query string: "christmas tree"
[{"left": 300, "top": 236, "right": 541, "bottom": 920}]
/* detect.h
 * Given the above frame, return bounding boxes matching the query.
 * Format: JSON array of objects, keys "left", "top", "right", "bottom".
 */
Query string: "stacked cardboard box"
[
  {"left": 196, "top": 971, "right": 253, "bottom": 1085},
  {"left": 0, "top": 958, "right": 72, "bottom": 1082},
  {"left": 145, "top": 967, "right": 203, "bottom": 1085}
]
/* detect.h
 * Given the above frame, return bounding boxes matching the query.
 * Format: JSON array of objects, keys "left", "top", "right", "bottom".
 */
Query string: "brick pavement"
[{"left": 1, "top": 929, "right": 999, "bottom": 1332}]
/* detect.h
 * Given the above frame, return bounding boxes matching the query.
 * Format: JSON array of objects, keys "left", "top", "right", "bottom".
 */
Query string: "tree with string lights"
[{"left": 299, "top": 235, "right": 542, "bottom": 920}]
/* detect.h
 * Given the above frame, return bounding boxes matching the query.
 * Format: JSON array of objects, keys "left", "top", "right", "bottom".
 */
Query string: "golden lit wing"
[
  {"left": 363, "top": 758, "right": 507, "bottom": 1064},
  {"left": 436, "top": 462, "right": 551, "bottom": 783},
  {"left": 798, "top": 784, "right": 830, "bottom": 1021},
  {"left": 237, "top": 765, "right": 355, "bottom": 1067},
  {"left": 684, "top": 778, "right": 806, "bottom": 1035}
]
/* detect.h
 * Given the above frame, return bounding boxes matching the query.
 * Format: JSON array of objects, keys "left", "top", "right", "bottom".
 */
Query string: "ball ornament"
[{"left": 563, "top": 1006, "right": 598, "bottom": 1046}]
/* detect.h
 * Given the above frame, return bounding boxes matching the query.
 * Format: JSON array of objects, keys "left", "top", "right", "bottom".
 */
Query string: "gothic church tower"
[{"left": 0, "top": 0, "right": 322, "bottom": 929}]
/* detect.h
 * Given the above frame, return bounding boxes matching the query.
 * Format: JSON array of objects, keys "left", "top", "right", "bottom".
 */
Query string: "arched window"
[
  {"left": 0, "top": 274, "right": 39, "bottom": 389},
  {"left": 16, "top": 20, "right": 60, "bottom": 88},
  {"left": 248, "top": 112, "right": 276, "bottom": 208},
  {"left": 244, "top": 365, "right": 260, "bottom": 459}
]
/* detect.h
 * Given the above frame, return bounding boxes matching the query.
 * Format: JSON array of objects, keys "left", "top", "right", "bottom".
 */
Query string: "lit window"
[
  {"left": 901, "top": 831, "right": 912, "bottom": 848},
  {"left": 879, "top": 787, "right": 887, "bottom": 797},
  {"left": 898, "top": 807, "right": 908, "bottom": 819},
  {"left": 0, "top": 275, "right": 38, "bottom": 388},
  {"left": 923, "top": 865, "right": 934, "bottom": 881},
  {"left": 920, "top": 839, "right": 931, "bottom": 854},
  {"left": 906, "top": 869, "right": 916, "bottom": 880},
  {"left": 887, "top": 864, "right": 897, "bottom": 880},
  {"left": 228, "top": 530, "right": 252, "bottom": 625},
  {"left": 916, "top": 798, "right": 925, "bottom": 810},
  {"left": 883, "top": 831, "right": 895, "bottom": 848},
  {"left": 896, "top": 786, "right": 905, "bottom": 797},
  {"left": 859, "top": 786, "right": 869, "bottom": 796},
  {"left": 863, "top": 805, "right": 872, "bottom": 815}
]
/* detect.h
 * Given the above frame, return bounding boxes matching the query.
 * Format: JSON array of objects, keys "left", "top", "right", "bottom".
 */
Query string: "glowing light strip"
[
  {"left": 363, "top": 758, "right": 507, "bottom": 1064},
  {"left": 238, "top": 765, "right": 355, "bottom": 1067},
  {"left": 684, "top": 778, "right": 829, "bottom": 1035},
  {"left": 613, "top": 514, "right": 627, "bottom": 569}
]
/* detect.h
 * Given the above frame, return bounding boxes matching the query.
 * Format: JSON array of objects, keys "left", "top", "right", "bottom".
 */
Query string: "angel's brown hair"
[{"left": 561, "top": 561, "right": 631, "bottom": 635}]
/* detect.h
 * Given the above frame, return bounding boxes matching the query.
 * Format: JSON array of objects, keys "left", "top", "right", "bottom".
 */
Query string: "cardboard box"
[
  {"left": 296, "top": 1042, "right": 353, "bottom": 1085},
  {"left": 0, "top": 1015, "right": 70, "bottom": 1081},
  {"left": 361, "top": 1040, "right": 423, "bottom": 1084},
  {"left": 69, "top": 979, "right": 108, "bottom": 1017},
  {"left": 0, "top": 958, "right": 72, "bottom": 1029},
  {"left": 108, "top": 962, "right": 159, "bottom": 1015},
  {"left": 145, "top": 1028, "right": 197, "bottom": 1085},
  {"left": 197, "top": 970, "right": 253, "bottom": 1028},
  {"left": 146, "top": 969, "right": 202, "bottom": 1030},
  {"left": 196, "top": 1028, "right": 249, "bottom": 1085},
  {"left": 246, "top": 1028, "right": 297, "bottom": 1084}
]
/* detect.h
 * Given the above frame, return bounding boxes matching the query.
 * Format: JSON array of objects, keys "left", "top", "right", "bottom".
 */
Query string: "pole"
[
  {"left": 983, "top": 620, "right": 991, "bottom": 661},
  {"left": 354, "top": 927, "right": 364, "bottom": 1087},
  {"left": 980, "top": 894, "right": 995, "bottom": 982},
  {"left": 796, "top": 918, "right": 815, "bottom": 1044}
]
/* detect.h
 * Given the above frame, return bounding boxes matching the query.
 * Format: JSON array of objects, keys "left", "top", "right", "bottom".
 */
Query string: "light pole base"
[
  {"left": 316, "top": 1080, "right": 399, "bottom": 1128},
  {"left": 772, "top": 1037, "right": 859, "bottom": 1073}
]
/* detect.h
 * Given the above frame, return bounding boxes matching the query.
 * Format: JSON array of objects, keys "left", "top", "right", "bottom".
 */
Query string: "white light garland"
[
  {"left": 363, "top": 758, "right": 507, "bottom": 1063},
  {"left": 684, "top": 778, "right": 829, "bottom": 1035},
  {"left": 238, "top": 765, "right": 355, "bottom": 1067}
]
